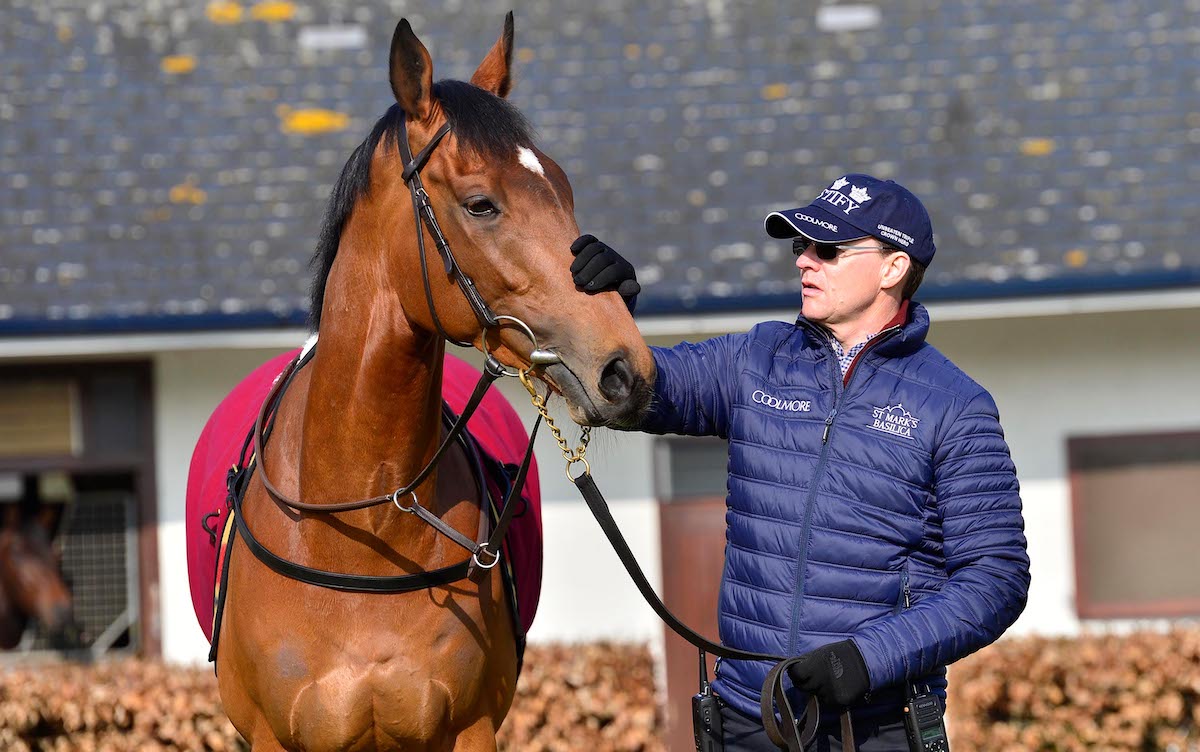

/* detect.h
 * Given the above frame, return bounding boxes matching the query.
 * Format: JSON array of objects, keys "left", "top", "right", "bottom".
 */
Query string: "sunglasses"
[{"left": 792, "top": 238, "right": 893, "bottom": 260}]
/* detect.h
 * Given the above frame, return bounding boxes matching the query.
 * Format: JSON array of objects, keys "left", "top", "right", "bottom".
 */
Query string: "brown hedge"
[
  {"left": 0, "top": 642, "right": 663, "bottom": 751},
  {"left": 948, "top": 627, "right": 1200, "bottom": 751},
  {"left": 2, "top": 630, "right": 1198, "bottom": 750}
]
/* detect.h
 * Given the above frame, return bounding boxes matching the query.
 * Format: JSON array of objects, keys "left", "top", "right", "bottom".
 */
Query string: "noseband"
[{"left": 228, "top": 110, "right": 558, "bottom": 593}]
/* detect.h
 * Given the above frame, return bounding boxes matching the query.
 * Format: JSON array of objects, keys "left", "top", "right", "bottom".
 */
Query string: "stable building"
[{"left": 2, "top": 1, "right": 1199, "bottom": 747}]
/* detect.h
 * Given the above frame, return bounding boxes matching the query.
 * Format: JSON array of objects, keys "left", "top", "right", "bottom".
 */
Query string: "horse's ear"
[
  {"left": 470, "top": 11, "right": 515, "bottom": 99},
  {"left": 389, "top": 19, "right": 434, "bottom": 121}
]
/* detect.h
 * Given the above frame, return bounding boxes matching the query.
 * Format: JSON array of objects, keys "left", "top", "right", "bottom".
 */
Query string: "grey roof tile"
[{"left": 2, "top": 0, "right": 1200, "bottom": 332}]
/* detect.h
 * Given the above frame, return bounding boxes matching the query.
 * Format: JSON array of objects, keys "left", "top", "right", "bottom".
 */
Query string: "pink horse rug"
[{"left": 186, "top": 347, "right": 543, "bottom": 646}]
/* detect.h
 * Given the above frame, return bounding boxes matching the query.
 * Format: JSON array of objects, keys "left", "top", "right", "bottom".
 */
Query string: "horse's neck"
[{"left": 298, "top": 318, "right": 446, "bottom": 511}]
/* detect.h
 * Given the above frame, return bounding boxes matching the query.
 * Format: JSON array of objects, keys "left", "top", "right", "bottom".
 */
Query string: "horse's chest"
[{"left": 272, "top": 639, "right": 490, "bottom": 749}]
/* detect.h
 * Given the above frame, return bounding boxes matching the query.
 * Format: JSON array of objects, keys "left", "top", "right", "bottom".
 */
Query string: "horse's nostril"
[{"left": 599, "top": 355, "right": 634, "bottom": 402}]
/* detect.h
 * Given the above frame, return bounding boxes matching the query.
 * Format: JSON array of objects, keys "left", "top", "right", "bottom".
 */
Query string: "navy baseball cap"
[{"left": 764, "top": 174, "right": 936, "bottom": 266}]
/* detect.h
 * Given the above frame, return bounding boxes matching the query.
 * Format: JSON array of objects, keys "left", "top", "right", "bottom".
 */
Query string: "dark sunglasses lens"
[{"left": 791, "top": 240, "right": 842, "bottom": 259}]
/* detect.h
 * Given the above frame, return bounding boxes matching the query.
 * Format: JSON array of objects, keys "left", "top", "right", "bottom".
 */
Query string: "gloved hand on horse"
[
  {"left": 570, "top": 234, "right": 640, "bottom": 314},
  {"left": 785, "top": 639, "right": 871, "bottom": 707}
]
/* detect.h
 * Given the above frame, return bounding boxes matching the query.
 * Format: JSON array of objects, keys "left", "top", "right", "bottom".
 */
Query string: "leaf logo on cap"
[
  {"left": 849, "top": 185, "right": 872, "bottom": 203},
  {"left": 831, "top": 177, "right": 849, "bottom": 190}
]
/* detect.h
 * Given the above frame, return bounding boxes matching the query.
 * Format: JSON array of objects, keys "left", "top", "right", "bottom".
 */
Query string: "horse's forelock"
[{"left": 432, "top": 79, "right": 534, "bottom": 160}]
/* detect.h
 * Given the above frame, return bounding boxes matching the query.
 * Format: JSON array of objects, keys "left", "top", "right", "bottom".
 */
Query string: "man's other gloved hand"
[
  {"left": 570, "top": 234, "right": 640, "bottom": 313},
  {"left": 785, "top": 639, "right": 871, "bottom": 708}
]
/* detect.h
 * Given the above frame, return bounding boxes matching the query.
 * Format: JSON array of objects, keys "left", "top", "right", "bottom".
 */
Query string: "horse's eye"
[{"left": 464, "top": 198, "right": 498, "bottom": 217}]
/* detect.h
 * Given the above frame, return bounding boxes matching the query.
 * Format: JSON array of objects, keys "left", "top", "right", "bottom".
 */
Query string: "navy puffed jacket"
[{"left": 641, "top": 302, "right": 1030, "bottom": 721}]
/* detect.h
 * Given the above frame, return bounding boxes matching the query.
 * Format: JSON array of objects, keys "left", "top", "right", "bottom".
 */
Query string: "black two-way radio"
[
  {"left": 903, "top": 685, "right": 949, "bottom": 752},
  {"left": 692, "top": 649, "right": 723, "bottom": 751}
]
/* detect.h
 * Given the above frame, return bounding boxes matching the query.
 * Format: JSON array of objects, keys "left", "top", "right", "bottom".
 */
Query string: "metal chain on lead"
[{"left": 519, "top": 368, "right": 592, "bottom": 480}]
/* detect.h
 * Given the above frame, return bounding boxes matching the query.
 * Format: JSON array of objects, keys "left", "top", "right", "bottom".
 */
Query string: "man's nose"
[{"left": 795, "top": 247, "right": 818, "bottom": 271}]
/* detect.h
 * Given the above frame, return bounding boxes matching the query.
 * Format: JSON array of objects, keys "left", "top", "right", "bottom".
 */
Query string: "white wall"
[
  {"left": 927, "top": 306, "right": 1200, "bottom": 636},
  {"left": 154, "top": 346, "right": 293, "bottom": 664},
  {"left": 150, "top": 304, "right": 1200, "bottom": 663}
]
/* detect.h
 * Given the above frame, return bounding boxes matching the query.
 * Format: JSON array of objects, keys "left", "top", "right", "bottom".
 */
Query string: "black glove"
[
  {"left": 785, "top": 639, "right": 871, "bottom": 708},
  {"left": 570, "top": 234, "right": 640, "bottom": 313}
]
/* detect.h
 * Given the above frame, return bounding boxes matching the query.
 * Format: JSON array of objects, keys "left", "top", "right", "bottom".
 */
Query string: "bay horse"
[
  {"left": 214, "top": 14, "right": 654, "bottom": 751},
  {"left": 0, "top": 478, "right": 76, "bottom": 651}
]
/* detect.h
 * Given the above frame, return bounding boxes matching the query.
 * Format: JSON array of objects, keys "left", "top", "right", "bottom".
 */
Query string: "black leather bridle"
[{"left": 230, "top": 110, "right": 554, "bottom": 593}]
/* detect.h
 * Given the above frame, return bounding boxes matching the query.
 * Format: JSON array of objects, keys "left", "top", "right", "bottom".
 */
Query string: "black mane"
[{"left": 308, "top": 81, "right": 535, "bottom": 329}]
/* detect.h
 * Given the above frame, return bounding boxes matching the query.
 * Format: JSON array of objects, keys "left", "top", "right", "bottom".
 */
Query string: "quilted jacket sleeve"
[
  {"left": 850, "top": 388, "right": 1031, "bottom": 692},
  {"left": 637, "top": 334, "right": 746, "bottom": 439}
]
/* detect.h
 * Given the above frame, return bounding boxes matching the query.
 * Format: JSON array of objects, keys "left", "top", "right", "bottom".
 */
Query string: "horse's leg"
[
  {"left": 217, "top": 628, "right": 287, "bottom": 751},
  {"left": 451, "top": 716, "right": 500, "bottom": 752}
]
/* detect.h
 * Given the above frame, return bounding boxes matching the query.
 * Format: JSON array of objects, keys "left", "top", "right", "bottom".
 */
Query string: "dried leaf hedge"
[
  {"left": 0, "top": 642, "right": 663, "bottom": 751},
  {"left": 2, "top": 630, "right": 1197, "bottom": 750},
  {"left": 948, "top": 627, "right": 1200, "bottom": 751}
]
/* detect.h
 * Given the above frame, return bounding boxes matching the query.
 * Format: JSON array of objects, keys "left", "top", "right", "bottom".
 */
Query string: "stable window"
[
  {"left": 1070, "top": 431, "right": 1200, "bottom": 619},
  {"left": 0, "top": 362, "right": 153, "bottom": 655}
]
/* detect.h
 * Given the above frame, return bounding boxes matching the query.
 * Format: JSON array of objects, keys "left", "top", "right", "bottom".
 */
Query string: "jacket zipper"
[
  {"left": 784, "top": 323, "right": 903, "bottom": 657},
  {"left": 899, "top": 563, "right": 915, "bottom": 698}
]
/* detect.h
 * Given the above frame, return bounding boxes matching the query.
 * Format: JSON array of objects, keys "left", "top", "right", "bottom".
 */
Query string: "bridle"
[
  {"left": 230, "top": 109, "right": 559, "bottom": 593},
  {"left": 399, "top": 114, "right": 561, "bottom": 373}
]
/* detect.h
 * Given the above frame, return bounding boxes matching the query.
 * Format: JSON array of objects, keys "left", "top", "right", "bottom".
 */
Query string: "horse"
[
  {"left": 211, "top": 14, "right": 654, "bottom": 750},
  {"left": 0, "top": 478, "right": 76, "bottom": 651}
]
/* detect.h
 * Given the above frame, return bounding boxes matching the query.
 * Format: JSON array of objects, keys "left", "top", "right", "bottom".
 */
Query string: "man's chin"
[{"left": 800, "top": 304, "right": 830, "bottom": 323}]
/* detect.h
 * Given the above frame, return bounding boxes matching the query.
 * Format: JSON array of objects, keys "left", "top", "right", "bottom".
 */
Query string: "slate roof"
[{"left": 2, "top": 0, "right": 1200, "bottom": 335}]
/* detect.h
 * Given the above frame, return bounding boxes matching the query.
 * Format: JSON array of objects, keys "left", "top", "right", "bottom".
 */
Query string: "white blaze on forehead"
[{"left": 516, "top": 146, "right": 545, "bottom": 176}]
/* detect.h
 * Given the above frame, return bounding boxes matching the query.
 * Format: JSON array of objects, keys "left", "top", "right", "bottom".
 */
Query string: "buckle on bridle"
[
  {"left": 391, "top": 489, "right": 419, "bottom": 513},
  {"left": 472, "top": 545, "right": 501, "bottom": 570}
]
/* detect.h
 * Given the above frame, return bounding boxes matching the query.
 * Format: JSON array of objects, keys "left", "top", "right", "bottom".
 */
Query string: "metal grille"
[{"left": 29, "top": 490, "right": 137, "bottom": 654}]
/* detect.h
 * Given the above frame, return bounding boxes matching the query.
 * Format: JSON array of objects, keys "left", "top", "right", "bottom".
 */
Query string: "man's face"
[{"left": 792, "top": 237, "right": 893, "bottom": 325}]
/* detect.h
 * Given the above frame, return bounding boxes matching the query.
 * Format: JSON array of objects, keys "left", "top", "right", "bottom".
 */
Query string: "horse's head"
[
  {"left": 0, "top": 502, "right": 77, "bottom": 648},
  {"left": 369, "top": 15, "right": 654, "bottom": 427}
]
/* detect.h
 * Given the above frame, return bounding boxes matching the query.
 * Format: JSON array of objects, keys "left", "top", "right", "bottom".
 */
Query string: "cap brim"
[{"left": 764, "top": 204, "right": 870, "bottom": 243}]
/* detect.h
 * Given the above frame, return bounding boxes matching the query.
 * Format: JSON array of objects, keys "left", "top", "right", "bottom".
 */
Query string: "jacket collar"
[{"left": 795, "top": 300, "right": 929, "bottom": 359}]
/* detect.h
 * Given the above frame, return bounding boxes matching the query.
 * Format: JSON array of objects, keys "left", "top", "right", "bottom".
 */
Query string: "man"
[{"left": 570, "top": 174, "right": 1030, "bottom": 750}]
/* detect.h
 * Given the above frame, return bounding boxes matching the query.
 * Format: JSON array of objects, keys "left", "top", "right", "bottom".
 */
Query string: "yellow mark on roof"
[
  {"left": 277, "top": 106, "right": 349, "bottom": 135},
  {"left": 761, "top": 83, "right": 789, "bottom": 101},
  {"left": 251, "top": 1, "right": 295, "bottom": 21},
  {"left": 1020, "top": 138, "right": 1056, "bottom": 157},
  {"left": 207, "top": 2, "right": 244, "bottom": 24},
  {"left": 170, "top": 177, "right": 208, "bottom": 205},
  {"left": 161, "top": 55, "right": 197, "bottom": 75}
]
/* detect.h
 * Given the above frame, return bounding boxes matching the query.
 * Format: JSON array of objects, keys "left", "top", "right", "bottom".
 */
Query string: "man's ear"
[{"left": 879, "top": 251, "right": 911, "bottom": 293}]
